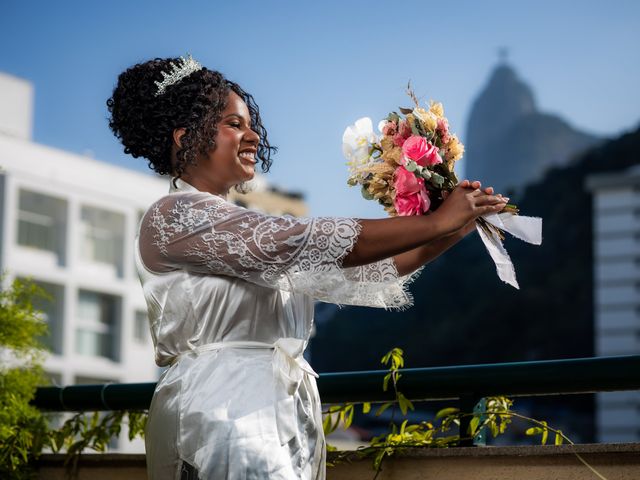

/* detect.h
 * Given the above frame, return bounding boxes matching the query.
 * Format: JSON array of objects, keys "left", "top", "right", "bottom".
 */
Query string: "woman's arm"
[
  {"left": 342, "top": 181, "right": 506, "bottom": 269},
  {"left": 392, "top": 217, "right": 481, "bottom": 275},
  {"left": 392, "top": 185, "right": 503, "bottom": 275}
]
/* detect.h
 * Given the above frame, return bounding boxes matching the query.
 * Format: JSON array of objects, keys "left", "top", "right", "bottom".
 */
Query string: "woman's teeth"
[{"left": 239, "top": 152, "right": 255, "bottom": 162}]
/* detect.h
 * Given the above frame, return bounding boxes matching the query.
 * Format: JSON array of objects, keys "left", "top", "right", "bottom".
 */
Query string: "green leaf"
[
  {"left": 383, "top": 373, "right": 391, "bottom": 392},
  {"left": 362, "top": 402, "right": 371, "bottom": 414},
  {"left": 399, "top": 419, "right": 409, "bottom": 435},
  {"left": 322, "top": 414, "right": 332, "bottom": 434},
  {"left": 361, "top": 185, "right": 374, "bottom": 200},
  {"left": 430, "top": 172, "right": 445, "bottom": 187},
  {"left": 344, "top": 405, "right": 354, "bottom": 429},
  {"left": 435, "top": 407, "right": 459, "bottom": 420},
  {"left": 397, "top": 393, "right": 414, "bottom": 416},
  {"left": 375, "top": 402, "right": 393, "bottom": 417},
  {"left": 469, "top": 417, "right": 480, "bottom": 435},
  {"left": 387, "top": 112, "right": 400, "bottom": 124},
  {"left": 555, "top": 431, "right": 564, "bottom": 445},
  {"left": 525, "top": 427, "right": 543, "bottom": 436}
]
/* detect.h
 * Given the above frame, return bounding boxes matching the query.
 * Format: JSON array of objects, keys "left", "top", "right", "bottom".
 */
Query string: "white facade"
[
  {"left": 0, "top": 71, "right": 34, "bottom": 140},
  {"left": 0, "top": 132, "right": 169, "bottom": 452},
  {"left": 586, "top": 166, "right": 640, "bottom": 443}
]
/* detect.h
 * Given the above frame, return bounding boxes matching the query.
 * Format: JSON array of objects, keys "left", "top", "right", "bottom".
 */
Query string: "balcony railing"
[
  {"left": 34, "top": 354, "right": 640, "bottom": 446},
  {"left": 31, "top": 354, "right": 640, "bottom": 478}
]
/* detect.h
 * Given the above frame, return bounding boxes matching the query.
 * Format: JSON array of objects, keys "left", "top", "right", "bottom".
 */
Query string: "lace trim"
[{"left": 146, "top": 193, "right": 420, "bottom": 310}]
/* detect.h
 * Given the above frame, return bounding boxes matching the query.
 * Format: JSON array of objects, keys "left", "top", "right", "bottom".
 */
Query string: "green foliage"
[
  {"left": 0, "top": 277, "right": 50, "bottom": 479},
  {"left": 48, "top": 410, "right": 147, "bottom": 473},
  {"left": 0, "top": 275, "right": 149, "bottom": 478},
  {"left": 323, "top": 347, "right": 606, "bottom": 479}
]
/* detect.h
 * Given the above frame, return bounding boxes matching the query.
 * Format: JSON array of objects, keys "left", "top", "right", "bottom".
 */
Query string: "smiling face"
[{"left": 178, "top": 91, "right": 261, "bottom": 196}]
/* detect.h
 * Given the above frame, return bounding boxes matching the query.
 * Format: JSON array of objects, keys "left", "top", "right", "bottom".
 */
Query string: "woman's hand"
[{"left": 433, "top": 179, "right": 508, "bottom": 236}]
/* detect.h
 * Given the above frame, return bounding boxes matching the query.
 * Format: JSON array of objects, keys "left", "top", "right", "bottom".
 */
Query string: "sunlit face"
[{"left": 180, "top": 91, "right": 260, "bottom": 195}]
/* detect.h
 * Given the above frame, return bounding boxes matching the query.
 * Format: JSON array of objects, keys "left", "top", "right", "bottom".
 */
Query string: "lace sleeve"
[{"left": 139, "top": 192, "right": 421, "bottom": 310}]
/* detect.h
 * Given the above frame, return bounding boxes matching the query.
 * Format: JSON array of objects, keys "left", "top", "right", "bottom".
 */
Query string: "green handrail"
[{"left": 33, "top": 354, "right": 640, "bottom": 411}]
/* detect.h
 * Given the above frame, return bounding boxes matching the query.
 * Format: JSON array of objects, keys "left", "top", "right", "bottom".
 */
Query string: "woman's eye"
[{"left": 230, "top": 123, "right": 241, "bottom": 128}]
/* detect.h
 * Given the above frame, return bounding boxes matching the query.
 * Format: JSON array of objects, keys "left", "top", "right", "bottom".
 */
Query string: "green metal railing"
[{"left": 33, "top": 354, "right": 640, "bottom": 446}]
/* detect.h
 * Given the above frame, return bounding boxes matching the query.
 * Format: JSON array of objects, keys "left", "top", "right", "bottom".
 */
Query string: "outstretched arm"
[{"left": 343, "top": 181, "right": 507, "bottom": 271}]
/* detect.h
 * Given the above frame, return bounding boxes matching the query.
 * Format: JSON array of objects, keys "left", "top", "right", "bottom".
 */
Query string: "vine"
[{"left": 322, "top": 347, "right": 608, "bottom": 480}]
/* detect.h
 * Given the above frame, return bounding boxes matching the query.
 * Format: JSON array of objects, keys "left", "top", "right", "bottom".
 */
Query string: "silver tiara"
[{"left": 154, "top": 54, "right": 203, "bottom": 96}]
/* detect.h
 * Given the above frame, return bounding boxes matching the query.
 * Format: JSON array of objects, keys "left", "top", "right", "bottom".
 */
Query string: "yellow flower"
[
  {"left": 429, "top": 101, "right": 444, "bottom": 118},
  {"left": 380, "top": 136, "right": 395, "bottom": 152},
  {"left": 412, "top": 108, "right": 437, "bottom": 131},
  {"left": 444, "top": 135, "right": 465, "bottom": 162},
  {"left": 381, "top": 145, "right": 403, "bottom": 165}
]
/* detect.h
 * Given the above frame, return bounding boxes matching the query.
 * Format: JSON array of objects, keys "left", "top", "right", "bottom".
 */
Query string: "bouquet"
[{"left": 343, "top": 85, "right": 542, "bottom": 289}]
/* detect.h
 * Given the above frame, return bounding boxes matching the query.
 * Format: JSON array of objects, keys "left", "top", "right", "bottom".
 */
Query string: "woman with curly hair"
[{"left": 107, "top": 55, "right": 507, "bottom": 480}]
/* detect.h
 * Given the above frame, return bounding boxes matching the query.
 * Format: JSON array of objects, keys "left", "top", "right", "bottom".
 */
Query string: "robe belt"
[{"left": 170, "top": 338, "right": 318, "bottom": 379}]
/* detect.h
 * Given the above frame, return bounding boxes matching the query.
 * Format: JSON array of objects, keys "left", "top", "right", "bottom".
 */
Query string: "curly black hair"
[{"left": 106, "top": 57, "right": 276, "bottom": 179}]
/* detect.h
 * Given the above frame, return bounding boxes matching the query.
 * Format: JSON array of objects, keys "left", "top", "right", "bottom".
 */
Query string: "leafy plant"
[
  {"left": 0, "top": 277, "right": 50, "bottom": 479},
  {"left": 323, "top": 347, "right": 608, "bottom": 480},
  {"left": 48, "top": 410, "right": 147, "bottom": 474},
  {"left": 0, "top": 275, "right": 148, "bottom": 479}
]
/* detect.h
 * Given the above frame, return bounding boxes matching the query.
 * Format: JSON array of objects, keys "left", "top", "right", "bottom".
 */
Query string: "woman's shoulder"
[
  {"left": 147, "top": 190, "right": 226, "bottom": 214},
  {"left": 140, "top": 190, "right": 240, "bottom": 233}
]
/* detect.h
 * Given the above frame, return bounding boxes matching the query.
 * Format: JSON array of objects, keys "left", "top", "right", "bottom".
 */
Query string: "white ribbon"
[{"left": 475, "top": 212, "right": 543, "bottom": 289}]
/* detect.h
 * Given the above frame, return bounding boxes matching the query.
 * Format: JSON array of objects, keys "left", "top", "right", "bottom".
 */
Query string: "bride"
[{"left": 106, "top": 55, "right": 507, "bottom": 480}]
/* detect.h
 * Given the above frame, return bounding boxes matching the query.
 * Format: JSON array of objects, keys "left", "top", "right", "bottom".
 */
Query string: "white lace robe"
[{"left": 135, "top": 178, "right": 421, "bottom": 480}]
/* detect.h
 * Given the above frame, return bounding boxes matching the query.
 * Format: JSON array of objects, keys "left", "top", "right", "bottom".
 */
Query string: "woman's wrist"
[{"left": 423, "top": 210, "right": 454, "bottom": 239}]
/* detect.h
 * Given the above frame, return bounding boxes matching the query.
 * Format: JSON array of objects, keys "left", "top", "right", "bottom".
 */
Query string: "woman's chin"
[{"left": 242, "top": 168, "right": 255, "bottom": 181}]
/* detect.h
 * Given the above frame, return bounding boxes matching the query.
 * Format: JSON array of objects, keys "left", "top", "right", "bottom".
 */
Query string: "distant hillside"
[
  {"left": 465, "top": 63, "right": 601, "bottom": 195},
  {"left": 311, "top": 125, "right": 640, "bottom": 373}
]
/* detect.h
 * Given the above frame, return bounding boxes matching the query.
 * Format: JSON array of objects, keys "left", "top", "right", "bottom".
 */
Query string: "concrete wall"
[{"left": 36, "top": 444, "right": 640, "bottom": 480}]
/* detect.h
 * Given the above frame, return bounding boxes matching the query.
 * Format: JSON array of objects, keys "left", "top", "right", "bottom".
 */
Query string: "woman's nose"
[{"left": 245, "top": 128, "right": 260, "bottom": 144}]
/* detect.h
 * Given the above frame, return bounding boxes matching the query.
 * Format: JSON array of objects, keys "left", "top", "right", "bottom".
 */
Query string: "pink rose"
[
  {"left": 401, "top": 135, "right": 443, "bottom": 167},
  {"left": 382, "top": 121, "right": 397, "bottom": 136},
  {"left": 393, "top": 120, "right": 412, "bottom": 147},
  {"left": 393, "top": 133, "right": 406, "bottom": 147},
  {"left": 423, "top": 143, "right": 443, "bottom": 166},
  {"left": 394, "top": 165, "right": 422, "bottom": 195},
  {"left": 437, "top": 118, "right": 450, "bottom": 143},
  {"left": 393, "top": 166, "right": 431, "bottom": 215},
  {"left": 395, "top": 191, "right": 430, "bottom": 216}
]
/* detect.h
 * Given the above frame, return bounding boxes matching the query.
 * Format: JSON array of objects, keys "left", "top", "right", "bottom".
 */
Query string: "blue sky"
[{"left": 2, "top": 0, "right": 639, "bottom": 217}]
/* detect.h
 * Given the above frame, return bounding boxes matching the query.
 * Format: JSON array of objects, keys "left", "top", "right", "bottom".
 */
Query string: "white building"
[
  {"left": 586, "top": 166, "right": 640, "bottom": 443},
  {"left": 0, "top": 71, "right": 307, "bottom": 451}
]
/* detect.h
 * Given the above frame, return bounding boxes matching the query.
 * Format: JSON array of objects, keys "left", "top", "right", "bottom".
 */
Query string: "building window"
[
  {"left": 80, "top": 206, "right": 125, "bottom": 273},
  {"left": 17, "top": 189, "right": 67, "bottom": 261},
  {"left": 134, "top": 310, "right": 149, "bottom": 344},
  {"left": 75, "top": 290, "right": 119, "bottom": 361},
  {"left": 22, "top": 279, "right": 65, "bottom": 356}
]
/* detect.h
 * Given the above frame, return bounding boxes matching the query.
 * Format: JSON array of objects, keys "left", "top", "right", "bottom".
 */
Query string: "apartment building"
[{"left": 586, "top": 165, "right": 640, "bottom": 442}]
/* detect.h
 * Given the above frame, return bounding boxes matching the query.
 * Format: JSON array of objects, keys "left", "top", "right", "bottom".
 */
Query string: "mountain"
[{"left": 465, "top": 63, "right": 601, "bottom": 195}]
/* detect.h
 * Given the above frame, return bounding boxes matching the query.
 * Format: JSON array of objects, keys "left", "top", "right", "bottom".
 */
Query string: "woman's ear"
[{"left": 173, "top": 128, "right": 186, "bottom": 148}]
